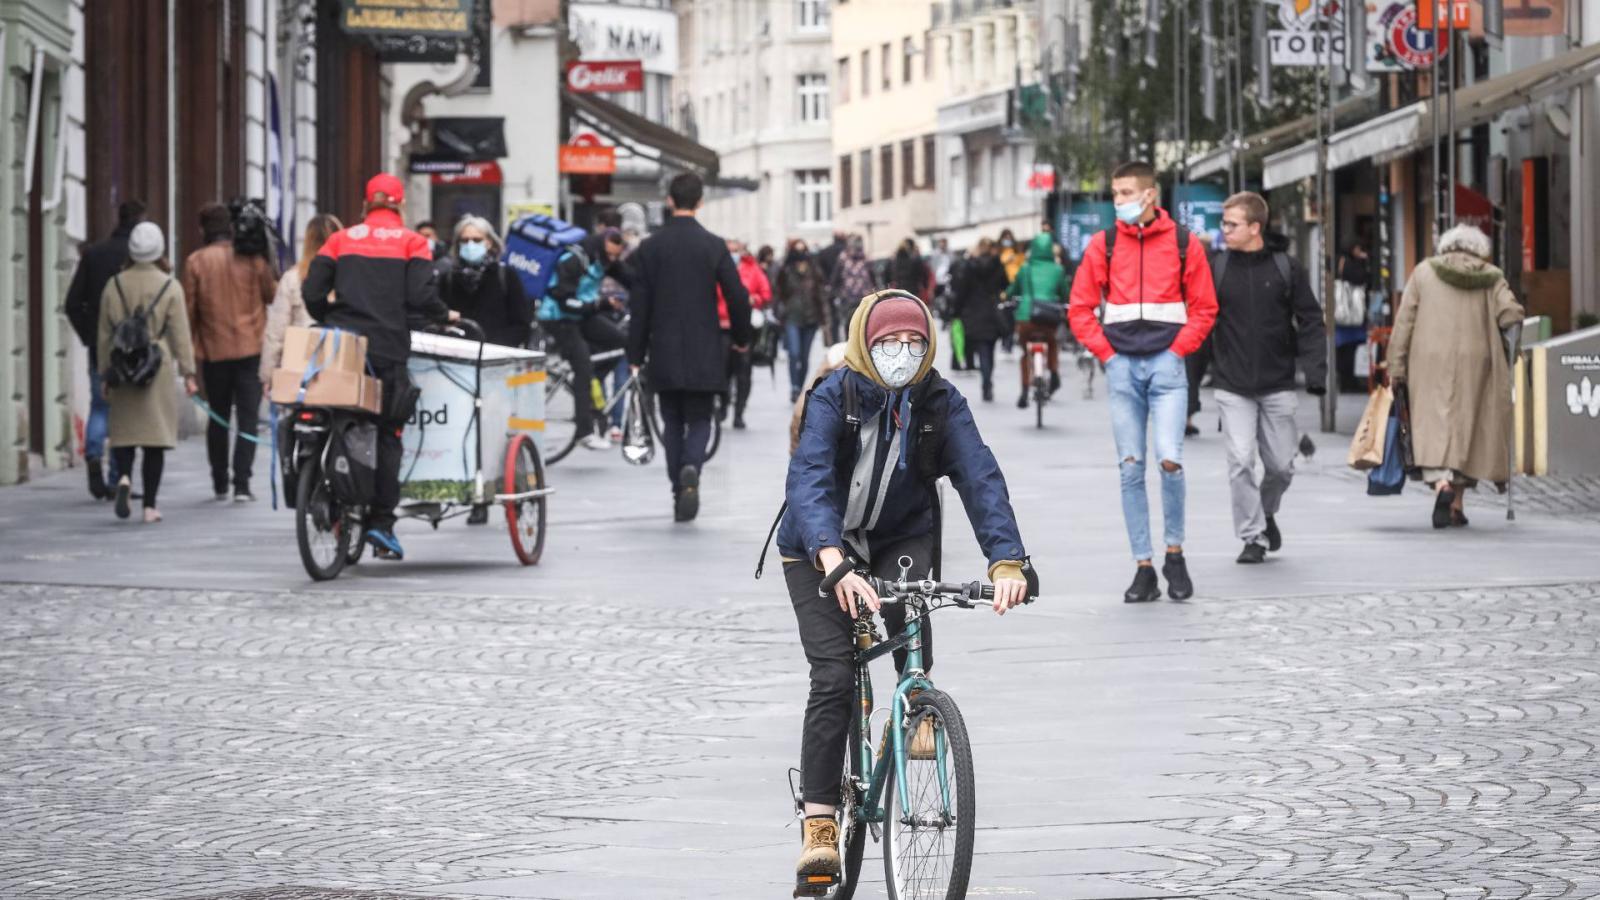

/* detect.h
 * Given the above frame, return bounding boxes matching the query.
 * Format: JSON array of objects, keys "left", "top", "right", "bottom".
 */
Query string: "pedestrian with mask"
[
  {"left": 829, "top": 237, "right": 879, "bottom": 348},
  {"left": 1208, "top": 192, "right": 1327, "bottom": 564},
  {"left": 776, "top": 289, "right": 1033, "bottom": 887},
  {"left": 437, "top": 215, "right": 532, "bottom": 348},
  {"left": 889, "top": 237, "right": 931, "bottom": 304},
  {"left": 953, "top": 238, "right": 1009, "bottom": 402},
  {"left": 66, "top": 199, "right": 146, "bottom": 500},
  {"left": 183, "top": 202, "right": 278, "bottom": 503},
  {"left": 260, "top": 213, "right": 342, "bottom": 387},
  {"left": 99, "top": 222, "right": 198, "bottom": 523},
  {"left": 627, "top": 173, "right": 752, "bottom": 521},
  {"left": 776, "top": 239, "right": 830, "bottom": 402},
  {"left": 1068, "top": 161, "right": 1217, "bottom": 603}
]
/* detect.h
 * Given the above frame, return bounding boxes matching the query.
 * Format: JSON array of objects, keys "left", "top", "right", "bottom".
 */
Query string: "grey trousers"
[{"left": 1215, "top": 388, "right": 1299, "bottom": 544}]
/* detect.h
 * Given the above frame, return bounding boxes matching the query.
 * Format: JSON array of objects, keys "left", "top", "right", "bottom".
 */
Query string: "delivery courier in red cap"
[{"left": 302, "top": 173, "right": 456, "bottom": 560}]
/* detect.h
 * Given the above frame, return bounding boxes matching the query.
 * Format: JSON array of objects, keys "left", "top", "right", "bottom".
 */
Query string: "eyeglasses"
[
  {"left": 874, "top": 339, "right": 928, "bottom": 359},
  {"left": 1219, "top": 221, "right": 1248, "bottom": 233}
]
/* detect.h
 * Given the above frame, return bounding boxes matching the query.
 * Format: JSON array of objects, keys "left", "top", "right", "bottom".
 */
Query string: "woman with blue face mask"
[{"left": 437, "top": 215, "right": 532, "bottom": 349}]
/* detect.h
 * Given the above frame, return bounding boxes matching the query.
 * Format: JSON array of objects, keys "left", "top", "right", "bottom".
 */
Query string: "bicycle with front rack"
[{"left": 793, "top": 556, "right": 1039, "bottom": 900}]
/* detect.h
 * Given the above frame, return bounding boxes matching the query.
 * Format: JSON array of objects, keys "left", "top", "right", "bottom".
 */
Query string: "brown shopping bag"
[{"left": 1347, "top": 385, "right": 1393, "bottom": 470}]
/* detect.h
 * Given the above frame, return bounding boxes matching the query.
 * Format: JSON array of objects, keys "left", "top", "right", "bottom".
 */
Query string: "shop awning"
[
  {"left": 1184, "top": 94, "right": 1378, "bottom": 181},
  {"left": 1263, "top": 41, "right": 1600, "bottom": 189},
  {"left": 563, "top": 90, "right": 721, "bottom": 178}
]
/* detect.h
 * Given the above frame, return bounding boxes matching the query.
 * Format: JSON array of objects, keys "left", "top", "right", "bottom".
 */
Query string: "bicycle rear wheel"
[
  {"left": 882, "top": 689, "right": 975, "bottom": 900},
  {"left": 827, "top": 726, "right": 867, "bottom": 899},
  {"left": 543, "top": 367, "right": 580, "bottom": 464},
  {"left": 295, "top": 460, "right": 352, "bottom": 582}
]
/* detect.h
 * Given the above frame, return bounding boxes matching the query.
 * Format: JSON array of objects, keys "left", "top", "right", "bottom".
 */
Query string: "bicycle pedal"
[{"left": 794, "top": 874, "right": 839, "bottom": 897}]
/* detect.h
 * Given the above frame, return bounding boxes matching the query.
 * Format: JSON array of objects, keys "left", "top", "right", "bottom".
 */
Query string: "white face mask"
[{"left": 870, "top": 344, "right": 921, "bottom": 389}]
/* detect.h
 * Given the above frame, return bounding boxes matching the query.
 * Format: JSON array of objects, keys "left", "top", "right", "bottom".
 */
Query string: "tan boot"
[
  {"left": 908, "top": 715, "right": 938, "bottom": 760},
  {"left": 795, "top": 815, "right": 841, "bottom": 880}
]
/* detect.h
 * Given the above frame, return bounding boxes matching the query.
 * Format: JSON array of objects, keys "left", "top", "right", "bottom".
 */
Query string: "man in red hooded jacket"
[{"left": 1068, "top": 161, "right": 1217, "bottom": 604}]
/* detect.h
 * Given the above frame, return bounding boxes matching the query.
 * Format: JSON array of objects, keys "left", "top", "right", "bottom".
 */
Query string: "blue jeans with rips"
[{"left": 1106, "top": 350, "right": 1189, "bottom": 562}]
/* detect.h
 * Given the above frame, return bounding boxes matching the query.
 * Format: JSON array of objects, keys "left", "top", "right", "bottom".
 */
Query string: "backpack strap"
[
  {"left": 148, "top": 277, "right": 176, "bottom": 341},
  {"left": 755, "top": 370, "right": 864, "bottom": 580},
  {"left": 113, "top": 275, "right": 132, "bottom": 319},
  {"left": 1175, "top": 223, "right": 1190, "bottom": 304},
  {"left": 1211, "top": 249, "right": 1230, "bottom": 290},
  {"left": 1272, "top": 252, "right": 1293, "bottom": 303}
]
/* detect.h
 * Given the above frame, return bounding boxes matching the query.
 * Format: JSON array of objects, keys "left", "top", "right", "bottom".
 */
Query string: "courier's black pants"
[
  {"left": 367, "top": 359, "right": 411, "bottom": 532},
  {"left": 202, "top": 356, "right": 262, "bottom": 494},
  {"left": 548, "top": 319, "right": 599, "bottom": 439},
  {"left": 786, "top": 534, "right": 936, "bottom": 805}
]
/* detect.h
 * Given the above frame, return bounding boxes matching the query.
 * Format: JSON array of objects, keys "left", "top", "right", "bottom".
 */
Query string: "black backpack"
[{"left": 106, "top": 275, "right": 174, "bottom": 388}]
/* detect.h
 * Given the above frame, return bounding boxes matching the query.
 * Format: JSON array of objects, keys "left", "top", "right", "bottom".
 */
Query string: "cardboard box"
[
  {"left": 281, "top": 326, "right": 369, "bottom": 376},
  {"left": 270, "top": 368, "right": 383, "bottom": 415}
]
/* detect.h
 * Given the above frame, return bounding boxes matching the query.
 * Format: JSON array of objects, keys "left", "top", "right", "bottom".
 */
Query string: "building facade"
[
  {"left": 676, "top": 0, "right": 837, "bottom": 252},
  {"left": 1, "top": 0, "right": 393, "bottom": 486},
  {"left": 829, "top": 0, "right": 941, "bottom": 258},
  {"left": 929, "top": 0, "right": 1046, "bottom": 249}
]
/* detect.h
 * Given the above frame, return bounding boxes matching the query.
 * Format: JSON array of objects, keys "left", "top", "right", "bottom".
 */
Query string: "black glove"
[{"left": 1307, "top": 383, "right": 1327, "bottom": 397}]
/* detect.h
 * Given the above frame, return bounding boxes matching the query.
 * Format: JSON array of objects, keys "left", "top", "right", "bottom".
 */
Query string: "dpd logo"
[
  {"left": 1567, "top": 376, "right": 1600, "bottom": 418},
  {"left": 408, "top": 405, "right": 450, "bottom": 428}
]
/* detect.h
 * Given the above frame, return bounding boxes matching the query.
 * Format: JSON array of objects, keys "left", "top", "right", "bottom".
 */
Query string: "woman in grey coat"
[{"left": 98, "top": 222, "right": 198, "bottom": 523}]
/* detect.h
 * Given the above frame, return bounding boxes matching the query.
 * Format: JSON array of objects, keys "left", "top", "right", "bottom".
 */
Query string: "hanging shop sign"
[
  {"left": 1367, "top": 2, "right": 1453, "bottom": 70},
  {"left": 565, "top": 60, "right": 645, "bottom": 94},
  {"left": 1418, "top": 0, "right": 1471, "bottom": 29},
  {"left": 568, "top": 2, "right": 678, "bottom": 76},
  {"left": 559, "top": 136, "right": 617, "bottom": 175},
  {"left": 1058, "top": 201, "right": 1115, "bottom": 264},
  {"left": 340, "top": 0, "right": 473, "bottom": 37},
  {"left": 432, "top": 161, "right": 503, "bottom": 186}
]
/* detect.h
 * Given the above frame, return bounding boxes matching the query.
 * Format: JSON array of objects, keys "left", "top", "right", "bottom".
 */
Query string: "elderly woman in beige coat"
[
  {"left": 1389, "top": 224, "right": 1524, "bottom": 529},
  {"left": 98, "top": 222, "right": 198, "bottom": 523}
]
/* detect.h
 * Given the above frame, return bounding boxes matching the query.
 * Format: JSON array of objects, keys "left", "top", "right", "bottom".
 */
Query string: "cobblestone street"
[{"left": 4, "top": 371, "right": 1600, "bottom": 898}]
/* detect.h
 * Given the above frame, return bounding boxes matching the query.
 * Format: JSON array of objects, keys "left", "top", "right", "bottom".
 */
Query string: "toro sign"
[{"left": 565, "top": 60, "right": 644, "bottom": 94}]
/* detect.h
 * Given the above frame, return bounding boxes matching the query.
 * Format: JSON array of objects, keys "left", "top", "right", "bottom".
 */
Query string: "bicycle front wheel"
[{"left": 882, "top": 689, "right": 975, "bottom": 900}]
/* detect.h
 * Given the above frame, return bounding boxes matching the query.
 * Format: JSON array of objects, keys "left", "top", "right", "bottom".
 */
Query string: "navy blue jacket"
[{"left": 777, "top": 367, "right": 1025, "bottom": 568}]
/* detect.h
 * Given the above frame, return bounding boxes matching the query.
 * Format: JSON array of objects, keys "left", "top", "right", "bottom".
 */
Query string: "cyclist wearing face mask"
[
  {"left": 771, "top": 290, "right": 1033, "bottom": 884},
  {"left": 436, "top": 215, "right": 531, "bottom": 348}
]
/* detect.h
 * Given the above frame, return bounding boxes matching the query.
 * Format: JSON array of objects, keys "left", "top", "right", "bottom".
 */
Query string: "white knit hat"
[{"left": 128, "top": 221, "right": 164, "bottom": 264}]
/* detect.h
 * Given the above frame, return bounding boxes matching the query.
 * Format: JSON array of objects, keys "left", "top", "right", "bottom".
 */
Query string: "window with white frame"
[
  {"left": 797, "top": 74, "right": 829, "bottom": 123},
  {"left": 797, "top": 0, "right": 829, "bottom": 31},
  {"left": 796, "top": 170, "right": 833, "bottom": 225}
]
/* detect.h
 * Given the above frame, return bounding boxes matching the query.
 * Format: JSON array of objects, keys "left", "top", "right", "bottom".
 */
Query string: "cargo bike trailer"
[{"left": 284, "top": 321, "right": 553, "bottom": 581}]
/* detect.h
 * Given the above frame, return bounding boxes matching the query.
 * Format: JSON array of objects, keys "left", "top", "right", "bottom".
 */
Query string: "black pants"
[
  {"left": 786, "top": 534, "right": 936, "bottom": 806},
  {"left": 548, "top": 319, "right": 599, "bottom": 438},
  {"left": 970, "top": 338, "right": 996, "bottom": 393},
  {"left": 1186, "top": 338, "right": 1212, "bottom": 418},
  {"left": 201, "top": 356, "right": 262, "bottom": 494},
  {"left": 110, "top": 446, "right": 165, "bottom": 509},
  {"left": 656, "top": 390, "right": 715, "bottom": 491},
  {"left": 367, "top": 359, "right": 411, "bottom": 532},
  {"left": 581, "top": 313, "right": 627, "bottom": 354},
  {"left": 722, "top": 333, "right": 752, "bottom": 418}
]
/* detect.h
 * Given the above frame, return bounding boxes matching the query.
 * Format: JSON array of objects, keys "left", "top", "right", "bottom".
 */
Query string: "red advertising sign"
[
  {"left": 565, "top": 60, "right": 644, "bottom": 93},
  {"left": 431, "top": 161, "right": 503, "bottom": 186},
  {"left": 1419, "top": 0, "right": 1471, "bottom": 29},
  {"left": 559, "top": 144, "right": 617, "bottom": 175}
]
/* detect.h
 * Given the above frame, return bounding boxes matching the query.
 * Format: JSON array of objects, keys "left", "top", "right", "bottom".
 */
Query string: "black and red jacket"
[
  {"left": 303, "top": 207, "right": 448, "bottom": 364},
  {"left": 1068, "top": 208, "right": 1218, "bottom": 362}
]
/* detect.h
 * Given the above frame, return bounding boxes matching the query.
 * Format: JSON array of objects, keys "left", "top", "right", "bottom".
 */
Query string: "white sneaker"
[{"left": 581, "top": 434, "right": 612, "bottom": 451}]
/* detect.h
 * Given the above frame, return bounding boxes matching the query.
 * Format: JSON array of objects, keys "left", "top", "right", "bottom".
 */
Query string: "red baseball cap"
[{"left": 365, "top": 173, "right": 405, "bottom": 205}]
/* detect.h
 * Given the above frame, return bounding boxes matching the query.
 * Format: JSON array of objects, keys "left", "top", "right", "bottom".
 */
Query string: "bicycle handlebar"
[{"left": 818, "top": 556, "right": 1038, "bottom": 607}]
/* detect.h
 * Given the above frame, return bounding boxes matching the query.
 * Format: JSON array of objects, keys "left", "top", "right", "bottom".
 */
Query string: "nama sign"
[{"left": 565, "top": 60, "right": 644, "bottom": 94}]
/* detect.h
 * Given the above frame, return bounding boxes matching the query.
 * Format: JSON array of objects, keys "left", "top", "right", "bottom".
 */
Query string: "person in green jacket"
[{"left": 1007, "top": 232, "right": 1069, "bottom": 407}]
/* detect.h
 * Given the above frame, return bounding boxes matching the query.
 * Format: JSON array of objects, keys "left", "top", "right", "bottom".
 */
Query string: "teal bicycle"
[{"left": 794, "top": 556, "right": 1038, "bottom": 900}]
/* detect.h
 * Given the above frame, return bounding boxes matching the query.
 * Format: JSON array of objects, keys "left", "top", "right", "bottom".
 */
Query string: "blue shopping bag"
[{"left": 1366, "top": 405, "right": 1406, "bottom": 496}]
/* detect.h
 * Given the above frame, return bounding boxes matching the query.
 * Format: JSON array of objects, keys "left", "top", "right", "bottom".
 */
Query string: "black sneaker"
[
  {"left": 1123, "top": 566, "right": 1160, "bottom": 603},
  {"left": 1162, "top": 551, "right": 1194, "bottom": 600},
  {"left": 1016, "top": 393, "right": 1029, "bottom": 409},
  {"left": 1236, "top": 542, "right": 1267, "bottom": 564},
  {"left": 1263, "top": 516, "right": 1282, "bottom": 552},
  {"left": 113, "top": 476, "right": 132, "bottom": 520},
  {"left": 87, "top": 463, "right": 109, "bottom": 500},
  {"left": 1048, "top": 370, "right": 1061, "bottom": 396},
  {"left": 1184, "top": 423, "right": 1201, "bottom": 437},
  {"left": 982, "top": 384, "right": 994, "bottom": 403},
  {"left": 674, "top": 465, "right": 700, "bottom": 522},
  {"left": 733, "top": 413, "right": 746, "bottom": 430}
]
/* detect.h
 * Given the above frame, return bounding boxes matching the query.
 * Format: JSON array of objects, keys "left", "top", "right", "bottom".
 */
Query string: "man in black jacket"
[
  {"left": 304, "top": 173, "right": 455, "bottom": 559},
  {"left": 1209, "top": 192, "right": 1328, "bottom": 564},
  {"left": 627, "top": 173, "right": 752, "bottom": 521},
  {"left": 65, "top": 199, "right": 146, "bottom": 499}
]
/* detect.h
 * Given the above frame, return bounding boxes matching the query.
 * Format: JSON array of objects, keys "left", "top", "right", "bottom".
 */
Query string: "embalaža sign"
[
  {"left": 559, "top": 144, "right": 617, "bottom": 175},
  {"left": 341, "top": 0, "right": 474, "bottom": 37},
  {"left": 565, "top": 60, "right": 644, "bottom": 94}
]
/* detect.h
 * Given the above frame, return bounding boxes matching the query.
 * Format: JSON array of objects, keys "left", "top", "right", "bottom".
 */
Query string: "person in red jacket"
[
  {"left": 719, "top": 239, "right": 772, "bottom": 429},
  {"left": 1068, "top": 161, "right": 1218, "bottom": 604}
]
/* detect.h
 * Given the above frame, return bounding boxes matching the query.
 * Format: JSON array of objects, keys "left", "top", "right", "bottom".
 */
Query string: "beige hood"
[{"left": 842, "top": 290, "right": 939, "bottom": 390}]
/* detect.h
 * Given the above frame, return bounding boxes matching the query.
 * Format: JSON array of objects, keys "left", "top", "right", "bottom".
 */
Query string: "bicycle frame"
[{"left": 849, "top": 600, "right": 950, "bottom": 827}]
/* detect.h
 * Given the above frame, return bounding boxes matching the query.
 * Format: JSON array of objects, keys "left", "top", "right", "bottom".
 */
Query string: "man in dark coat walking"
[
  {"left": 65, "top": 199, "right": 146, "bottom": 499},
  {"left": 627, "top": 173, "right": 752, "bottom": 521}
]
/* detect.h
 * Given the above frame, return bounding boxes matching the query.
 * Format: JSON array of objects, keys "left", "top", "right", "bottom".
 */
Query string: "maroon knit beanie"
[{"left": 865, "top": 295, "right": 929, "bottom": 347}]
